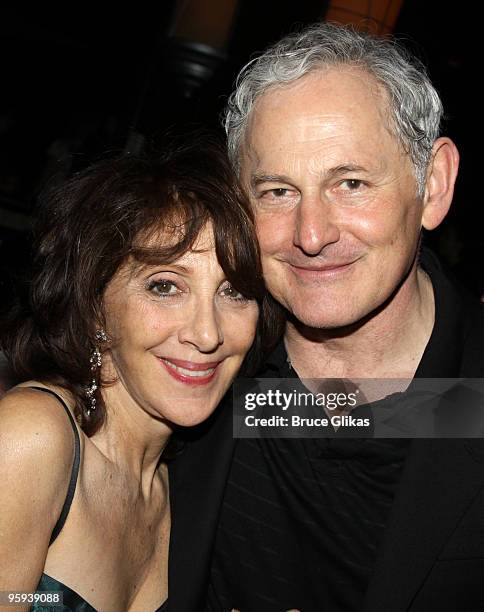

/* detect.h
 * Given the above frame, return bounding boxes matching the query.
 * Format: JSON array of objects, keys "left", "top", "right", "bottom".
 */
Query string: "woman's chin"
[{"left": 167, "top": 402, "right": 223, "bottom": 429}]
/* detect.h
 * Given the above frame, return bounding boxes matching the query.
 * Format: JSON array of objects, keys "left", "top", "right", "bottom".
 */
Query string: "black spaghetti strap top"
[
  {"left": 28, "top": 386, "right": 168, "bottom": 612},
  {"left": 29, "top": 386, "right": 81, "bottom": 544}
]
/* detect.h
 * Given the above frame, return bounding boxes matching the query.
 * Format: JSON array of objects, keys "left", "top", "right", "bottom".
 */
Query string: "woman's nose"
[{"left": 177, "top": 301, "right": 224, "bottom": 353}]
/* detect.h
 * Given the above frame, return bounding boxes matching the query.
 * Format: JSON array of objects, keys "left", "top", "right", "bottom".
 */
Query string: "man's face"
[{"left": 241, "top": 68, "right": 425, "bottom": 329}]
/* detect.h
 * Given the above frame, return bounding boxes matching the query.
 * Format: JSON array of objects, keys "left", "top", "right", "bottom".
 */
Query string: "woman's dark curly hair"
[{"left": 1, "top": 133, "right": 283, "bottom": 436}]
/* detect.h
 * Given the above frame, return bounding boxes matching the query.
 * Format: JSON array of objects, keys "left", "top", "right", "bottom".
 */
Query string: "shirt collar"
[{"left": 415, "top": 247, "right": 469, "bottom": 377}]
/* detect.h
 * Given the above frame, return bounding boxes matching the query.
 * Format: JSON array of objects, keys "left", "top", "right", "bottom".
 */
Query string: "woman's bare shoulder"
[
  {"left": 0, "top": 385, "right": 79, "bottom": 590},
  {"left": 0, "top": 384, "right": 77, "bottom": 498}
]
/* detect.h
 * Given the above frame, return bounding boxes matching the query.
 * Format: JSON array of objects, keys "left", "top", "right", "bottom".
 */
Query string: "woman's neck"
[{"left": 89, "top": 382, "right": 173, "bottom": 500}]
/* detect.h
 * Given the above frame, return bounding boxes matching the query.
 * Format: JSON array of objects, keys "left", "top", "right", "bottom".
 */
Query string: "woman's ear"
[{"left": 421, "top": 137, "right": 459, "bottom": 231}]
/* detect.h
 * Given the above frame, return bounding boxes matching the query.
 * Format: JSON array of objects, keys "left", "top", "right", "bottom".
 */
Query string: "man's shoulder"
[
  {"left": 420, "top": 248, "right": 484, "bottom": 370},
  {"left": 440, "top": 263, "right": 484, "bottom": 375},
  {"left": 460, "top": 299, "right": 484, "bottom": 376}
]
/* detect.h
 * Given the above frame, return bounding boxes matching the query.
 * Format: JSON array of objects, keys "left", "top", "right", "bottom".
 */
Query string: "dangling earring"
[{"left": 85, "top": 329, "right": 107, "bottom": 417}]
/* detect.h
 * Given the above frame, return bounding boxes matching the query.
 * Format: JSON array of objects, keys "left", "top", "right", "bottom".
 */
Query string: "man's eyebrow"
[
  {"left": 250, "top": 165, "right": 369, "bottom": 187},
  {"left": 327, "top": 164, "right": 368, "bottom": 176},
  {"left": 250, "top": 173, "right": 293, "bottom": 187}
]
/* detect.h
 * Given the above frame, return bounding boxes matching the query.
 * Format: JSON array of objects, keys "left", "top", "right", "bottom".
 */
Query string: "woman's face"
[{"left": 102, "top": 224, "right": 259, "bottom": 427}]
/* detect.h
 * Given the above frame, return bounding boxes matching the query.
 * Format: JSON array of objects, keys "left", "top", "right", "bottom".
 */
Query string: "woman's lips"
[{"left": 157, "top": 357, "right": 221, "bottom": 386}]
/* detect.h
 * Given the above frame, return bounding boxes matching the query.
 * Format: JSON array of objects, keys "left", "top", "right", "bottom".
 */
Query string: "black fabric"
[
  {"left": 208, "top": 437, "right": 410, "bottom": 611},
  {"left": 34, "top": 573, "right": 98, "bottom": 611},
  {"left": 209, "top": 250, "right": 470, "bottom": 611},
  {"left": 28, "top": 386, "right": 81, "bottom": 545},
  {"left": 34, "top": 572, "right": 168, "bottom": 611},
  {"left": 208, "top": 340, "right": 413, "bottom": 610},
  {"left": 167, "top": 248, "right": 484, "bottom": 612}
]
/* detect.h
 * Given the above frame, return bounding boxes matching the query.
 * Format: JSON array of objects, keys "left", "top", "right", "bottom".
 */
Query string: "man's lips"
[
  {"left": 157, "top": 357, "right": 221, "bottom": 385},
  {"left": 287, "top": 259, "right": 358, "bottom": 278}
]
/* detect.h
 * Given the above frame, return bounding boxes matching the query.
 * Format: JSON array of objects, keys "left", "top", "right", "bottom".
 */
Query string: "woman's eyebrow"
[
  {"left": 154, "top": 263, "right": 190, "bottom": 273},
  {"left": 130, "top": 261, "right": 191, "bottom": 277}
]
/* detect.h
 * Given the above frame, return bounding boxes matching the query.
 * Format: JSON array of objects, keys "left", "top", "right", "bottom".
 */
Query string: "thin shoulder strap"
[{"left": 28, "top": 386, "right": 81, "bottom": 545}]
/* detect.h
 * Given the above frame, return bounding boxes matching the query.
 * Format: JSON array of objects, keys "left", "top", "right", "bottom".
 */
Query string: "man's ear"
[{"left": 421, "top": 137, "right": 459, "bottom": 230}]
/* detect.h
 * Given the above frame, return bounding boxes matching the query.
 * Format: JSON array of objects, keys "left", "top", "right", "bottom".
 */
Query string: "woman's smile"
[{"left": 157, "top": 356, "right": 222, "bottom": 385}]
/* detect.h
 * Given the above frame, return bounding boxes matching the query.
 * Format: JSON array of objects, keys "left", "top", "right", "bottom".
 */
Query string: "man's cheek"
[{"left": 256, "top": 216, "right": 290, "bottom": 254}]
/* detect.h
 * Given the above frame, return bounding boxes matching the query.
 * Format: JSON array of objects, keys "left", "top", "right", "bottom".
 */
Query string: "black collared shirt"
[{"left": 206, "top": 250, "right": 481, "bottom": 612}]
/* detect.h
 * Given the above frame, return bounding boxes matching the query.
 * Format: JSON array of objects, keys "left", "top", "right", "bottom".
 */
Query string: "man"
[{"left": 168, "top": 23, "right": 484, "bottom": 612}]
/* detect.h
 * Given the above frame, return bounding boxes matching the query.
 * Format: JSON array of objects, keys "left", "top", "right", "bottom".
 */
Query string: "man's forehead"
[
  {"left": 252, "top": 66, "right": 385, "bottom": 113},
  {"left": 240, "top": 67, "right": 400, "bottom": 172}
]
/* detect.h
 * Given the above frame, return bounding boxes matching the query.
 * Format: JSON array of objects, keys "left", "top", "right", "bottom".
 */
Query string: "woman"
[{"left": 0, "top": 134, "right": 266, "bottom": 611}]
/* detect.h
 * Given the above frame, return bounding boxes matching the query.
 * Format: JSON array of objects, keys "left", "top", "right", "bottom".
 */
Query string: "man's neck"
[{"left": 284, "top": 266, "right": 435, "bottom": 379}]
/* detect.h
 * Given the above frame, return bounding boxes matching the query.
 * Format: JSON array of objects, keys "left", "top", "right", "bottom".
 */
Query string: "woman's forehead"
[{"left": 136, "top": 218, "right": 214, "bottom": 250}]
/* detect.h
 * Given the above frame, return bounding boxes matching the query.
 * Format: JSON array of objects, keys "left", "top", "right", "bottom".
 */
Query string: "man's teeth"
[{"left": 162, "top": 359, "right": 215, "bottom": 377}]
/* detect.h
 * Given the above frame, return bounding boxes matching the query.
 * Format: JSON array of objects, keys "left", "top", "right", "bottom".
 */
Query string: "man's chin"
[
  {"left": 282, "top": 297, "right": 363, "bottom": 332},
  {"left": 293, "top": 314, "right": 354, "bottom": 331}
]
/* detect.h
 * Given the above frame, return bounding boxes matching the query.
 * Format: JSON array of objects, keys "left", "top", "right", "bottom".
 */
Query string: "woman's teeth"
[{"left": 161, "top": 359, "right": 216, "bottom": 377}]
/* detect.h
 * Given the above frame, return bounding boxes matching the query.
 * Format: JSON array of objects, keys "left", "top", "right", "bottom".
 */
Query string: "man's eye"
[
  {"left": 341, "top": 179, "right": 364, "bottom": 190},
  {"left": 148, "top": 280, "right": 179, "bottom": 296},
  {"left": 271, "top": 188, "right": 289, "bottom": 197},
  {"left": 260, "top": 188, "right": 291, "bottom": 199}
]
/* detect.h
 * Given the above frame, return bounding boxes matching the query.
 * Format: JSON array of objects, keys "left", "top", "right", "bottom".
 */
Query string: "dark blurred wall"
[{"left": 0, "top": 0, "right": 481, "bottom": 301}]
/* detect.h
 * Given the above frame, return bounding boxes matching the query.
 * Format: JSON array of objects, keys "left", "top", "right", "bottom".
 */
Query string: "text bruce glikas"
[{"left": 243, "top": 388, "right": 370, "bottom": 428}]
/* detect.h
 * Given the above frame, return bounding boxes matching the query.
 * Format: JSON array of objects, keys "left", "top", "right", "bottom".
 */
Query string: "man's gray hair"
[{"left": 224, "top": 22, "right": 443, "bottom": 194}]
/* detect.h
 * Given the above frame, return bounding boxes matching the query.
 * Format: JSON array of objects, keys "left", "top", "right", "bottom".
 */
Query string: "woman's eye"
[
  {"left": 148, "top": 280, "right": 179, "bottom": 297},
  {"left": 220, "top": 283, "right": 248, "bottom": 302}
]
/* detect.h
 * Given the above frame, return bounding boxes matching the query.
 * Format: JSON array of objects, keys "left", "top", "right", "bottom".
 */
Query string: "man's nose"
[
  {"left": 293, "top": 194, "right": 340, "bottom": 255},
  {"left": 178, "top": 300, "right": 224, "bottom": 353}
]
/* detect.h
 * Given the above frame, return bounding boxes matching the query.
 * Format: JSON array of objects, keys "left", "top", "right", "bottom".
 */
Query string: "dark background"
[{"left": 0, "top": 0, "right": 481, "bottom": 302}]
